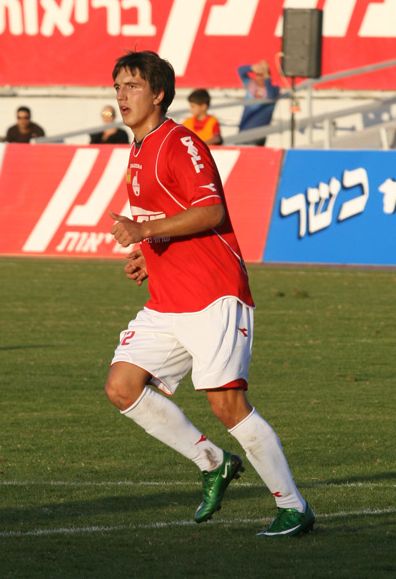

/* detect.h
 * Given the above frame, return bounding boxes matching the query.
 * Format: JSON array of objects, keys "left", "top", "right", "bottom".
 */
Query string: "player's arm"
[{"left": 110, "top": 204, "right": 225, "bottom": 247}]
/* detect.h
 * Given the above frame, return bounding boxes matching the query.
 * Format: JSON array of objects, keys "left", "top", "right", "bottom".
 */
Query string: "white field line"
[
  {"left": 0, "top": 480, "right": 395, "bottom": 488},
  {"left": 1, "top": 508, "right": 395, "bottom": 539}
]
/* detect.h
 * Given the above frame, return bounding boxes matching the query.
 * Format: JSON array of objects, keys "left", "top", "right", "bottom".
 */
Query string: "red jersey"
[{"left": 126, "top": 119, "right": 254, "bottom": 313}]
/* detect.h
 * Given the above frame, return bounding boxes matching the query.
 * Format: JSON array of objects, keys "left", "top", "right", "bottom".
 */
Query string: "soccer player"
[{"left": 105, "top": 50, "right": 315, "bottom": 537}]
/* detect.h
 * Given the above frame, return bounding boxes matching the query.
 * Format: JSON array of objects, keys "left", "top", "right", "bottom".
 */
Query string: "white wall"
[{"left": 1, "top": 87, "right": 395, "bottom": 148}]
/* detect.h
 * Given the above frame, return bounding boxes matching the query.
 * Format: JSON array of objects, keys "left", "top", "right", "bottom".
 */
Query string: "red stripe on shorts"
[{"left": 205, "top": 378, "right": 248, "bottom": 391}]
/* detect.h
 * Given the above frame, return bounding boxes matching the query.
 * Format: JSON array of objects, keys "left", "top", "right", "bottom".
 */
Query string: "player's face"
[
  {"left": 114, "top": 67, "right": 163, "bottom": 141},
  {"left": 189, "top": 102, "right": 207, "bottom": 120}
]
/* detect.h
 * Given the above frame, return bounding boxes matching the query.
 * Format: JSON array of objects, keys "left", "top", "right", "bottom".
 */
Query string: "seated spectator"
[
  {"left": 90, "top": 105, "right": 129, "bottom": 144},
  {"left": 238, "top": 60, "right": 280, "bottom": 146},
  {"left": 5, "top": 106, "right": 45, "bottom": 143},
  {"left": 182, "top": 89, "right": 223, "bottom": 145}
]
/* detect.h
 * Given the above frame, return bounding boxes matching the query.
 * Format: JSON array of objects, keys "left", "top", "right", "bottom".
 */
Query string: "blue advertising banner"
[{"left": 264, "top": 150, "right": 396, "bottom": 266}]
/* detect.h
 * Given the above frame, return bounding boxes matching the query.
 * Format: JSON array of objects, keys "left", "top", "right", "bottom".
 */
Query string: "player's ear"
[{"left": 153, "top": 90, "right": 165, "bottom": 107}]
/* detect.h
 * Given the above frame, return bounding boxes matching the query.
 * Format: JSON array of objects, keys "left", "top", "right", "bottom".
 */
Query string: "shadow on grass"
[
  {"left": 300, "top": 471, "right": 396, "bottom": 487},
  {"left": 0, "top": 485, "right": 265, "bottom": 528},
  {"left": 0, "top": 344, "right": 58, "bottom": 351}
]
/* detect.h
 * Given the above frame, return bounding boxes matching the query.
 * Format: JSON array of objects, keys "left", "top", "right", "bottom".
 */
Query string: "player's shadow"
[
  {"left": 0, "top": 485, "right": 263, "bottom": 528},
  {"left": 299, "top": 471, "right": 396, "bottom": 488},
  {"left": 0, "top": 344, "right": 58, "bottom": 351}
]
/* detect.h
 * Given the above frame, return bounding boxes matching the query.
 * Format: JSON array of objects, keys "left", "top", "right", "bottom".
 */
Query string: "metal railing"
[{"left": 33, "top": 58, "right": 396, "bottom": 148}]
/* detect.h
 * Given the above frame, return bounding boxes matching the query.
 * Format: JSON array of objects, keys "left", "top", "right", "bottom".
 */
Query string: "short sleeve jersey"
[{"left": 126, "top": 119, "right": 254, "bottom": 313}]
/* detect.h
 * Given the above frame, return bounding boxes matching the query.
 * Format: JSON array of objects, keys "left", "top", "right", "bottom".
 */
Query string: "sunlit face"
[
  {"left": 17, "top": 110, "right": 30, "bottom": 130},
  {"left": 101, "top": 106, "right": 115, "bottom": 124},
  {"left": 114, "top": 67, "right": 163, "bottom": 141},
  {"left": 189, "top": 102, "right": 208, "bottom": 120}
]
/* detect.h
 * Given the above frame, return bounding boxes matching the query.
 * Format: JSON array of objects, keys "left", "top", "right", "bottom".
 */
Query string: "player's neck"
[
  {"left": 134, "top": 117, "right": 167, "bottom": 146},
  {"left": 131, "top": 115, "right": 165, "bottom": 144}
]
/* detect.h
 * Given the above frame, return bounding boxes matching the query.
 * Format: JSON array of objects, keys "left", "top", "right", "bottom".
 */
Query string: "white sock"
[
  {"left": 229, "top": 408, "right": 305, "bottom": 511},
  {"left": 122, "top": 386, "right": 224, "bottom": 472}
]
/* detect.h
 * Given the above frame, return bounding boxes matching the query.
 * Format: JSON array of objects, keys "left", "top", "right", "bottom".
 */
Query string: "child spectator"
[{"left": 182, "top": 89, "right": 223, "bottom": 145}]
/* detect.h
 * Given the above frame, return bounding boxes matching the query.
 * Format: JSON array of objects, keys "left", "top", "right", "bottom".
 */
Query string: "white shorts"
[{"left": 111, "top": 297, "right": 254, "bottom": 395}]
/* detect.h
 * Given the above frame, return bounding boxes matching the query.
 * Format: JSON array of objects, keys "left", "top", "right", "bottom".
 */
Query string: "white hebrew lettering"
[
  {"left": 121, "top": 0, "right": 156, "bottom": 36},
  {"left": 74, "top": 0, "right": 89, "bottom": 23},
  {"left": 359, "top": 0, "right": 396, "bottom": 37},
  {"left": 80, "top": 232, "right": 105, "bottom": 252},
  {"left": 75, "top": 232, "right": 90, "bottom": 252},
  {"left": 23, "top": 0, "right": 39, "bottom": 35},
  {"left": 56, "top": 231, "right": 80, "bottom": 252},
  {"left": 322, "top": 0, "right": 356, "bottom": 37},
  {"left": 307, "top": 178, "right": 341, "bottom": 234},
  {"left": 23, "top": 149, "right": 99, "bottom": 252},
  {"left": 41, "top": 0, "right": 75, "bottom": 36},
  {"left": 67, "top": 149, "right": 130, "bottom": 226},
  {"left": 379, "top": 178, "right": 396, "bottom": 214},
  {"left": 338, "top": 168, "right": 369, "bottom": 221},
  {"left": 159, "top": 0, "right": 206, "bottom": 76},
  {"left": 280, "top": 193, "right": 307, "bottom": 238},
  {"left": 92, "top": 0, "right": 120, "bottom": 35},
  {"left": 205, "top": 0, "right": 259, "bottom": 36},
  {"left": 0, "top": 0, "right": 23, "bottom": 35}
]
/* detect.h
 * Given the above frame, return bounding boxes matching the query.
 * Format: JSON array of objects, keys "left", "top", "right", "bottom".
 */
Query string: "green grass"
[{"left": 0, "top": 257, "right": 395, "bottom": 578}]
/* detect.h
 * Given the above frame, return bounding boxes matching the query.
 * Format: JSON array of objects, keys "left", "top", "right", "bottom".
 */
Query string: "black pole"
[{"left": 290, "top": 76, "right": 296, "bottom": 148}]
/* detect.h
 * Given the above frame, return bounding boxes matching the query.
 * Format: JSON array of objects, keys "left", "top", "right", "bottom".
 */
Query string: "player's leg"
[
  {"left": 206, "top": 388, "right": 315, "bottom": 536},
  {"left": 207, "top": 387, "right": 305, "bottom": 508},
  {"left": 105, "top": 310, "right": 224, "bottom": 475},
  {"left": 177, "top": 297, "right": 314, "bottom": 536}
]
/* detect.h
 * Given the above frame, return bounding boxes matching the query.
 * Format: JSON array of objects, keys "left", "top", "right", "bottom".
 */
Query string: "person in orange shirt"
[{"left": 182, "top": 89, "right": 223, "bottom": 145}]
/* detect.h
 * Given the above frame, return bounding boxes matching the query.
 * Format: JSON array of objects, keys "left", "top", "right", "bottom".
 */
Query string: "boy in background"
[{"left": 182, "top": 89, "right": 223, "bottom": 145}]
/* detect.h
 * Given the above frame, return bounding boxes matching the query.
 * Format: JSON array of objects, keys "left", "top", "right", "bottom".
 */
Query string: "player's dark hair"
[
  {"left": 187, "top": 89, "right": 211, "bottom": 107},
  {"left": 112, "top": 51, "right": 175, "bottom": 114},
  {"left": 17, "top": 106, "right": 31, "bottom": 118}
]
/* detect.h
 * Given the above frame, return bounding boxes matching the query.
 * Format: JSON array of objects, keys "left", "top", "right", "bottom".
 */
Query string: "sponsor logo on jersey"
[
  {"left": 180, "top": 136, "right": 204, "bottom": 174},
  {"left": 130, "top": 206, "right": 169, "bottom": 244}
]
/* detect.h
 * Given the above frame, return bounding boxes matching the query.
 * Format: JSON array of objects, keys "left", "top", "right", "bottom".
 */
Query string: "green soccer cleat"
[
  {"left": 194, "top": 451, "right": 244, "bottom": 523},
  {"left": 256, "top": 502, "right": 315, "bottom": 537}
]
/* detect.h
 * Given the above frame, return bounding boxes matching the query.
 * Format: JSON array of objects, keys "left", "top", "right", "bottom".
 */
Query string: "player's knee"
[{"left": 104, "top": 374, "right": 137, "bottom": 410}]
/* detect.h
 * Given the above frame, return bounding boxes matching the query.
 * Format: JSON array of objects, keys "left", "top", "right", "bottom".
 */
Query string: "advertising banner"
[
  {"left": 1, "top": 0, "right": 396, "bottom": 89},
  {"left": 264, "top": 150, "right": 396, "bottom": 266},
  {"left": 0, "top": 143, "right": 281, "bottom": 262}
]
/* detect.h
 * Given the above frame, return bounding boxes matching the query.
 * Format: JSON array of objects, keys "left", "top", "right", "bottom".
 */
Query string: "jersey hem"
[{"left": 143, "top": 295, "right": 255, "bottom": 316}]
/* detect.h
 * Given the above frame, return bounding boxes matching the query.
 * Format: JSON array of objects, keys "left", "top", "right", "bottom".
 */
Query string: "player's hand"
[
  {"left": 110, "top": 211, "right": 143, "bottom": 246},
  {"left": 125, "top": 248, "right": 148, "bottom": 286}
]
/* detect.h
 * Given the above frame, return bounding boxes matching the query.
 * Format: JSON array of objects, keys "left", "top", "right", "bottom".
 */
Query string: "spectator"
[
  {"left": 238, "top": 60, "right": 280, "bottom": 146},
  {"left": 182, "top": 89, "right": 223, "bottom": 145},
  {"left": 5, "top": 106, "right": 45, "bottom": 143},
  {"left": 90, "top": 105, "right": 129, "bottom": 144}
]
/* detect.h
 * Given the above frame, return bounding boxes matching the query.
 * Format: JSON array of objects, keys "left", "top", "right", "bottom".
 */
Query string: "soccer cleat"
[
  {"left": 256, "top": 502, "right": 315, "bottom": 537},
  {"left": 194, "top": 451, "right": 244, "bottom": 523}
]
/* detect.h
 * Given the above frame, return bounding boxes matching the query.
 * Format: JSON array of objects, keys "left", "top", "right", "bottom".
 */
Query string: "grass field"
[{"left": 0, "top": 257, "right": 395, "bottom": 578}]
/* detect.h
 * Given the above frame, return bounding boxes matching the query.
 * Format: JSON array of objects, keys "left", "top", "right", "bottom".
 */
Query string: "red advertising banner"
[
  {"left": 0, "top": 143, "right": 282, "bottom": 262},
  {"left": 0, "top": 1, "right": 396, "bottom": 89}
]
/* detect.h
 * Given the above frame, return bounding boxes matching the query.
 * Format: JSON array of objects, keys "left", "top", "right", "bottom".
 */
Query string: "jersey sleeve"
[{"left": 162, "top": 127, "right": 225, "bottom": 208}]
